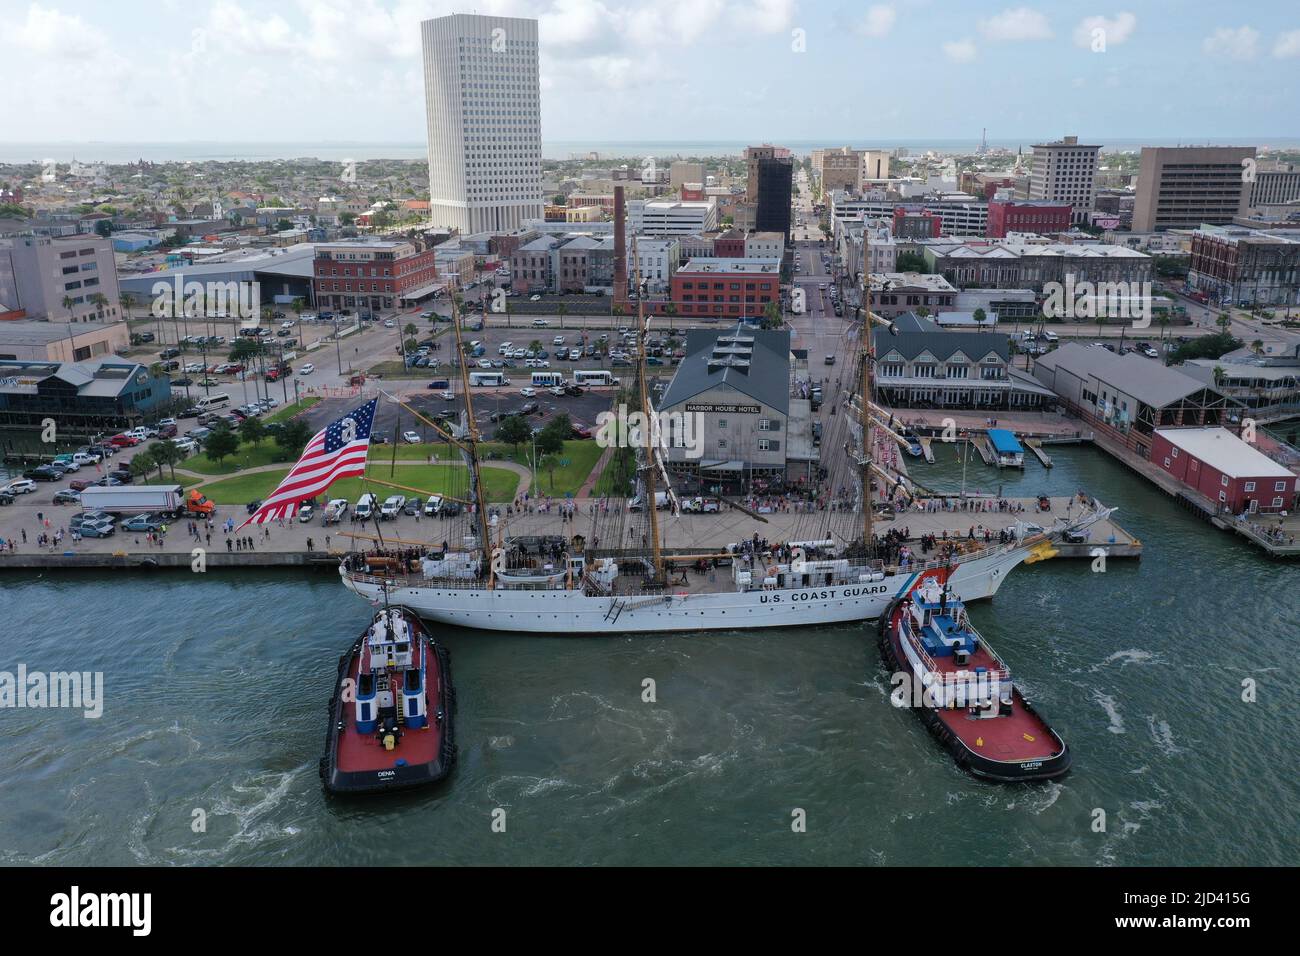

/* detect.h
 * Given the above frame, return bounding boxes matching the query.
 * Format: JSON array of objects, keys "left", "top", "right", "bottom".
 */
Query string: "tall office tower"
[
  {"left": 612, "top": 185, "right": 629, "bottom": 308},
  {"left": 1132, "top": 146, "right": 1257, "bottom": 232},
  {"left": 745, "top": 145, "right": 793, "bottom": 240},
  {"left": 1028, "top": 135, "right": 1101, "bottom": 225},
  {"left": 421, "top": 13, "right": 543, "bottom": 234}
]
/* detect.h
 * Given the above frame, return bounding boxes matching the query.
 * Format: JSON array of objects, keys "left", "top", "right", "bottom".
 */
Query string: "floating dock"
[{"left": 1024, "top": 438, "right": 1053, "bottom": 468}]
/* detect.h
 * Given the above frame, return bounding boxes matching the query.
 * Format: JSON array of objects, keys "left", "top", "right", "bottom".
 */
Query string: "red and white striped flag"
[{"left": 238, "top": 399, "right": 378, "bottom": 528}]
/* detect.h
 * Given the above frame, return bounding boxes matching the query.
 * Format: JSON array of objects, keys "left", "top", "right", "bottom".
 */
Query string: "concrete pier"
[{"left": 0, "top": 495, "right": 1141, "bottom": 571}]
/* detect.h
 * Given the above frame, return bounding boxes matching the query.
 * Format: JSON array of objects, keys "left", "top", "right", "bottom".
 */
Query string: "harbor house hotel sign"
[{"left": 685, "top": 403, "right": 761, "bottom": 414}]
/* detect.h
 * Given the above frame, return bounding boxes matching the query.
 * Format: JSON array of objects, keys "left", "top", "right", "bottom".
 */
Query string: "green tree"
[
  {"left": 276, "top": 418, "right": 312, "bottom": 458},
  {"left": 129, "top": 453, "right": 155, "bottom": 483},
  {"left": 1216, "top": 312, "right": 1232, "bottom": 333},
  {"left": 94, "top": 219, "right": 112, "bottom": 238},
  {"left": 403, "top": 322, "right": 418, "bottom": 339},
  {"left": 762, "top": 300, "right": 783, "bottom": 329},
  {"left": 150, "top": 441, "right": 184, "bottom": 480},
  {"left": 494, "top": 414, "right": 531, "bottom": 455},
  {"left": 537, "top": 414, "right": 570, "bottom": 456},
  {"left": 275, "top": 218, "right": 292, "bottom": 232},
  {"left": 973, "top": 307, "right": 988, "bottom": 332},
  {"left": 896, "top": 251, "right": 927, "bottom": 273},
  {"left": 205, "top": 426, "right": 240, "bottom": 465},
  {"left": 1251, "top": 339, "right": 1265, "bottom": 357},
  {"left": 238, "top": 415, "right": 266, "bottom": 447}
]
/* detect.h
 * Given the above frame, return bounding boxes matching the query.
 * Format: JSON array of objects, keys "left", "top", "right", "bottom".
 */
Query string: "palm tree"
[
  {"left": 89, "top": 292, "right": 109, "bottom": 323},
  {"left": 1156, "top": 313, "right": 1171, "bottom": 355},
  {"left": 1251, "top": 339, "right": 1265, "bottom": 357},
  {"left": 62, "top": 294, "right": 76, "bottom": 321},
  {"left": 292, "top": 296, "right": 305, "bottom": 349},
  {"left": 1216, "top": 312, "right": 1232, "bottom": 334}
]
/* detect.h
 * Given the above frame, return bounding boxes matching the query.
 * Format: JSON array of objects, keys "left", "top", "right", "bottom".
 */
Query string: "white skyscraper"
[{"left": 421, "top": 13, "right": 543, "bottom": 234}]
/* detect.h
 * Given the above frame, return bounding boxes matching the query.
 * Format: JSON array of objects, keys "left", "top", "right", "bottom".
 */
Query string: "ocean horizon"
[{"left": 2, "top": 137, "right": 1298, "bottom": 165}]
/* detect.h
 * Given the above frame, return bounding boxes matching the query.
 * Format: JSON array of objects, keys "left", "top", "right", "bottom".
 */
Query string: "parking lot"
[{"left": 302, "top": 384, "right": 617, "bottom": 442}]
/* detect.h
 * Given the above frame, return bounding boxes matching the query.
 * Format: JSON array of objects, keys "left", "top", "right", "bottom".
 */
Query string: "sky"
[{"left": 1, "top": 0, "right": 1298, "bottom": 146}]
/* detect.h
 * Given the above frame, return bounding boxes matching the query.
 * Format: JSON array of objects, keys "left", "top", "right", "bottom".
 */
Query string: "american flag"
[{"left": 238, "top": 399, "right": 377, "bottom": 528}]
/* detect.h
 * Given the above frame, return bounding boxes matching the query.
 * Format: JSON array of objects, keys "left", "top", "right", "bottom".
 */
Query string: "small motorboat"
[{"left": 321, "top": 606, "right": 455, "bottom": 795}]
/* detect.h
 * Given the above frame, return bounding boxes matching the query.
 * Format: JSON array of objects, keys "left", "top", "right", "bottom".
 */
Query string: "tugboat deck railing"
[{"left": 899, "top": 616, "right": 1011, "bottom": 685}]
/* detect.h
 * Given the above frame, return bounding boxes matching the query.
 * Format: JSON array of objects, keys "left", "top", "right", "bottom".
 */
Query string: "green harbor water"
[{"left": 0, "top": 446, "right": 1296, "bottom": 866}]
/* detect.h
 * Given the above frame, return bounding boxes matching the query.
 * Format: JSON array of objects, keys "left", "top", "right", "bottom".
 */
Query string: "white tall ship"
[{"left": 339, "top": 247, "right": 1108, "bottom": 635}]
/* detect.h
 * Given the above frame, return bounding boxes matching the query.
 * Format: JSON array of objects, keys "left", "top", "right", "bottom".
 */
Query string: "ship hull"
[{"left": 339, "top": 544, "right": 1030, "bottom": 635}]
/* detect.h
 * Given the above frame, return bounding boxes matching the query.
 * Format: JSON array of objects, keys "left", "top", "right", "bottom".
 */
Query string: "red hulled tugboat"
[
  {"left": 321, "top": 605, "right": 456, "bottom": 795},
  {"left": 879, "top": 574, "right": 1069, "bottom": 782}
]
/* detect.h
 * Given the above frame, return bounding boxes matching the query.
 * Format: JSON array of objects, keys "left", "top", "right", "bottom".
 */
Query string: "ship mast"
[
  {"left": 447, "top": 282, "right": 492, "bottom": 568},
  {"left": 861, "top": 226, "right": 874, "bottom": 555},
  {"left": 632, "top": 240, "right": 663, "bottom": 580}
]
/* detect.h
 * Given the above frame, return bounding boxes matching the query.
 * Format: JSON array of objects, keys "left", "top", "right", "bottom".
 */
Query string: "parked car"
[
  {"left": 298, "top": 503, "right": 315, "bottom": 523},
  {"left": 77, "top": 519, "right": 117, "bottom": 539},
  {"left": 402, "top": 431, "right": 422, "bottom": 444},
  {"left": 299, "top": 363, "right": 315, "bottom": 375},
  {"left": 423, "top": 494, "right": 443, "bottom": 516},
  {"left": 23, "top": 465, "right": 61, "bottom": 481},
  {"left": 121, "top": 513, "right": 166, "bottom": 532},
  {"left": 380, "top": 495, "right": 406, "bottom": 519},
  {"left": 5, "top": 479, "right": 37, "bottom": 495},
  {"left": 402, "top": 498, "right": 422, "bottom": 517},
  {"left": 519, "top": 387, "right": 537, "bottom": 398},
  {"left": 53, "top": 489, "right": 82, "bottom": 505},
  {"left": 0, "top": 491, "right": 13, "bottom": 506}
]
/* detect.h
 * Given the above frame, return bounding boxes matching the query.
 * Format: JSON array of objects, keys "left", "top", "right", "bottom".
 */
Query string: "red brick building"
[
  {"left": 313, "top": 240, "right": 438, "bottom": 312},
  {"left": 987, "top": 199, "right": 1072, "bottom": 238},
  {"left": 712, "top": 230, "right": 748, "bottom": 258},
  {"left": 893, "top": 207, "right": 942, "bottom": 239},
  {"left": 667, "top": 258, "right": 781, "bottom": 319},
  {"left": 1152, "top": 427, "right": 1298, "bottom": 514}
]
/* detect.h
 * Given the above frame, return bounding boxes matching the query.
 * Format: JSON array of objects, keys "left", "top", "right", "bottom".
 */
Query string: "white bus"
[
  {"left": 531, "top": 371, "right": 564, "bottom": 388},
  {"left": 468, "top": 371, "right": 508, "bottom": 387},
  {"left": 573, "top": 370, "right": 615, "bottom": 387}
]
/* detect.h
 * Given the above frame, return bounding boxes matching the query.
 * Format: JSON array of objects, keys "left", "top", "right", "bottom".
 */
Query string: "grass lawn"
[
  {"left": 183, "top": 439, "right": 294, "bottom": 475},
  {"left": 374, "top": 439, "right": 602, "bottom": 497},
  {"left": 593, "top": 446, "right": 635, "bottom": 496},
  {"left": 367, "top": 361, "right": 440, "bottom": 379},
  {"left": 265, "top": 396, "right": 321, "bottom": 424},
  {"left": 142, "top": 474, "right": 201, "bottom": 488},
  {"left": 199, "top": 462, "right": 519, "bottom": 505}
]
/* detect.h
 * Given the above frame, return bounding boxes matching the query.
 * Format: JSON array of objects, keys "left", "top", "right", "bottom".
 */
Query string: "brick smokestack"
[{"left": 612, "top": 184, "right": 629, "bottom": 310}]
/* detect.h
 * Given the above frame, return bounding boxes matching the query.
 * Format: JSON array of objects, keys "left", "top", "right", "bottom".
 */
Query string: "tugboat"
[
  {"left": 879, "top": 574, "right": 1069, "bottom": 782},
  {"left": 321, "top": 605, "right": 455, "bottom": 795}
]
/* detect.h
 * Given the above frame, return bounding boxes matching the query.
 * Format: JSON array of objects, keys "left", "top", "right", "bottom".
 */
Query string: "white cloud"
[
  {"left": 9, "top": 3, "right": 107, "bottom": 57},
  {"left": 856, "top": 4, "right": 896, "bottom": 38},
  {"left": 1274, "top": 29, "right": 1300, "bottom": 58},
  {"left": 1202, "top": 25, "right": 1259, "bottom": 60},
  {"left": 1072, "top": 13, "right": 1137, "bottom": 49},
  {"left": 979, "top": 7, "right": 1053, "bottom": 42},
  {"left": 942, "top": 38, "right": 977, "bottom": 62},
  {"left": 735, "top": 0, "right": 797, "bottom": 34}
]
